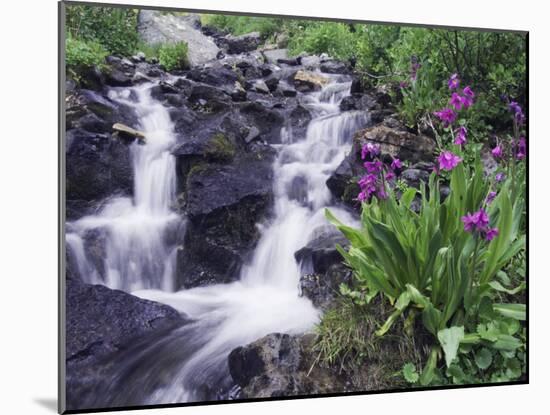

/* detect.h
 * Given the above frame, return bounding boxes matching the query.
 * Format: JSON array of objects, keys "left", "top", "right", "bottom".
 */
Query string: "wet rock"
[
  {"left": 253, "top": 80, "right": 271, "bottom": 94},
  {"left": 66, "top": 129, "right": 133, "bottom": 202},
  {"left": 223, "top": 32, "right": 262, "bottom": 54},
  {"left": 137, "top": 11, "right": 219, "bottom": 67},
  {"left": 264, "top": 76, "right": 279, "bottom": 92},
  {"left": 176, "top": 148, "right": 276, "bottom": 288},
  {"left": 320, "top": 59, "right": 350, "bottom": 74},
  {"left": 287, "top": 104, "right": 312, "bottom": 138},
  {"left": 188, "top": 84, "right": 232, "bottom": 113},
  {"left": 66, "top": 277, "right": 184, "bottom": 406},
  {"left": 326, "top": 156, "right": 361, "bottom": 205},
  {"left": 295, "top": 233, "right": 348, "bottom": 275},
  {"left": 187, "top": 63, "right": 238, "bottom": 89},
  {"left": 339, "top": 93, "right": 378, "bottom": 112},
  {"left": 262, "top": 48, "right": 289, "bottom": 64},
  {"left": 293, "top": 70, "right": 329, "bottom": 92},
  {"left": 299, "top": 263, "right": 352, "bottom": 310},
  {"left": 238, "top": 101, "right": 285, "bottom": 143}
]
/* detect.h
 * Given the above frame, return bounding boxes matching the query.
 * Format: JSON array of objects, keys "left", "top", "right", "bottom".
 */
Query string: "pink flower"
[
  {"left": 495, "top": 172, "right": 506, "bottom": 182},
  {"left": 448, "top": 73, "right": 460, "bottom": 90},
  {"left": 454, "top": 126, "right": 467, "bottom": 146},
  {"left": 461, "top": 209, "right": 490, "bottom": 232},
  {"left": 485, "top": 227, "right": 499, "bottom": 241},
  {"left": 391, "top": 158, "right": 403, "bottom": 170},
  {"left": 433, "top": 108, "right": 457, "bottom": 127},
  {"left": 450, "top": 93, "right": 464, "bottom": 111},
  {"left": 438, "top": 151, "right": 462, "bottom": 171},
  {"left": 486, "top": 191, "right": 497, "bottom": 204},
  {"left": 516, "top": 137, "right": 526, "bottom": 160},
  {"left": 364, "top": 160, "right": 383, "bottom": 174},
  {"left": 361, "top": 142, "right": 380, "bottom": 160},
  {"left": 492, "top": 145, "right": 503, "bottom": 159},
  {"left": 385, "top": 171, "right": 396, "bottom": 181}
]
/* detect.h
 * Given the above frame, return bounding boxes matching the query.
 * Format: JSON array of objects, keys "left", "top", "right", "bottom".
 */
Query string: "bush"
[
  {"left": 287, "top": 22, "right": 357, "bottom": 61},
  {"left": 158, "top": 42, "right": 189, "bottom": 71},
  {"left": 66, "top": 4, "right": 139, "bottom": 56},
  {"left": 201, "top": 14, "right": 284, "bottom": 39},
  {"left": 65, "top": 36, "right": 108, "bottom": 71}
]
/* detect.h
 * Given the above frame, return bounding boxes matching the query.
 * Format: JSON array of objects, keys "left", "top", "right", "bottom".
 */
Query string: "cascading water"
[
  {"left": 68, "top": 74, "right": 369, "bottom": 407},
  {"left": 66, "top": 84, "right": 180, "bottom": 292}
]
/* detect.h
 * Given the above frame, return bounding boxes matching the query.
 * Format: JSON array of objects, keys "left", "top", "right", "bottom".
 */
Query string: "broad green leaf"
[
  {"left": 489, "top": 281, "right": 526, "bottom": 295},
  {"left": 474, "top": 348, "right": 493, "bottom": 370},
  {"left": 493, "top": 334, "right": 522, "bottom": 351},
  {"left": 493, "top": 303, "right": 526, "bottom": 321},
  {"left": 437, "top": 326, "right": 465, "bottom": 368}
]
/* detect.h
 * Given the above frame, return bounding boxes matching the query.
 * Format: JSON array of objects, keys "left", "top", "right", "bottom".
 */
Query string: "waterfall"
[
  {"left": 68, "top": 75, "right": 368, "bottom": 407},
  {"left": 66, "top": 84, "right": 180, "bottom": 292}
]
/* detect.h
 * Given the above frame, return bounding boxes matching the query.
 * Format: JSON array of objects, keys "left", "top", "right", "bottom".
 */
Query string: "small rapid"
[{"left": 67, "top": 74, "right": 369, "bottom": 407}]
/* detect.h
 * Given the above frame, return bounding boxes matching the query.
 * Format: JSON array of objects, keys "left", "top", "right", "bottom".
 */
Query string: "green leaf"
[
  {"left": 437, "top": 326, "right": 465, "bottom": 368},
  {"left": 493, "top": 303, "right": 526, "bottom": 321},
  {"left": 474, "top": 348, "right": 493, "bottom": 370},
  {"left": 402, "top": 363, "right": 419, "bottom": 383},
  {"left": 489, "top": 281, "right": 526, "bottom": 295},
  {"left": 493, "top": 334, "right": 522, "bottom": 351}
]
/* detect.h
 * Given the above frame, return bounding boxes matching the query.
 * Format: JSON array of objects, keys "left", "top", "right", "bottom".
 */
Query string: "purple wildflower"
[
  {"left": 516, "top": 136, "right": 526, "bottom": 160},
  {"left": 495, "top": 172, "right": 506, "bottom": 183},
  {"left": 461, "top": 86, "right": 475, "bottom": 108},
  {"left": 391, "top": 158, "right": 403, "bottom": 170},
  {"left": 361, "top": 142, "right": 380, "bottom": 160},
  {"left": 410, "top": 61, "right": 421, "bottom": 81},
  {"left": 491, "top": 145, "right": 503, "bottom": 159},
  {"left": 450, "top": 93, "right": 464, "bottom": 111},
  {"left": 486, "top": 191, "right": 497, "bottom": 204},
  {"left": 509, "top": 101, "right": 525, "bottom": 125},
  {"left": 485, "top": 227, "right": 499, "bottom": 241},
  {"left": 461, "top": 209, "right": 490, "bottom": 232},
  {"left": 377, "top": 186, "right": 388, "bottom": 200},
  {"left": 433, "top": 108, "right": 457, "bottom": 127},
  {"left": 448, "top": 73, "right": 460, "bottom": 90},
  {"left": 454, "top": 126, "right": 467, "bottom": 146},
  {"left": 357, "top": 174, "right": 378, "bottom": 202},
  {"left": 364, "top": 160, "right": 383, "bottom": 174},
  {"left": 385, "top": 171, "right": 396, "bottom": 181},
  {"left": 438, "top": 151, "right": 462, "bottom": 171},
  {"left": 399, "top": 81, "right": 409, "bottom": 89}
]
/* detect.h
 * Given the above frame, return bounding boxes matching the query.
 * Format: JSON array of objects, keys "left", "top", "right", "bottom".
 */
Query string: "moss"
[{"left": 204, "top": 133, "right": 236, "bottom": 162}]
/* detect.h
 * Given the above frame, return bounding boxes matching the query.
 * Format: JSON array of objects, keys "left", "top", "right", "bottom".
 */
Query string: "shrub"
[
  {"left": 287, "top": 22, "right": 357, "bottom": 61},
  {"left": 65, "top": 36, "right": 108, "bottom": 71},
  {"left": 66, "top": 4, "right": 139, "bottom": 56},
  {"left": 158, "top": 42, "right": 189, "bottom": 71},
  {"left": 201, "top": 14, "right": 284, "bottom": 39}
]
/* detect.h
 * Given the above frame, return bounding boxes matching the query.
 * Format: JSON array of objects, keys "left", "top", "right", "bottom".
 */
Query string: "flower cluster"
[
  {"left": 461, "top": 209, "right": 499, "bottom": 241},
  {"left": 357, "top": 142, "right": 402, "bottom": 203},
  {"left": 509, "top": 101, "right": 525, "bottom": 125},
  {"left": 433, "top": 74, "right": 475, "bottom": 128}
]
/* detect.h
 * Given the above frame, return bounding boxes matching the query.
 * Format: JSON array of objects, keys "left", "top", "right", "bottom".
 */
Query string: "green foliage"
[
  {"left": 403, "top": 363, "right": 419, "bottom": 383},
  {"left": 287, "top": 22, "right": 357, "bottom": 61},
  {"left": 201, "top": 14, "right": 285, "bottom": 39},
  {"left": 66, "top": 4, "right": 139, "bottom": 56},
  {"left": 158, "top": 42, "right": 189, "bottom": 71},
  {"left": 65, "top": 36, "right": 108, "bottom": 71},
  {"left": 326, "top": 154, "right": 526, "bottom": 385}
]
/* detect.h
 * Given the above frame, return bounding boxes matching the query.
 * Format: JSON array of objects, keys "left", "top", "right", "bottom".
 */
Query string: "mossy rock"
[{"left": 204, "top": 133, "right": 236, "bottom": 162}]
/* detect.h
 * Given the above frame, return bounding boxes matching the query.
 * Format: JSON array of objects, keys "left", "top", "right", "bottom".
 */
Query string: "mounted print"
[{"left": 59, "top": 1, "right": 528, "bottom": 413}]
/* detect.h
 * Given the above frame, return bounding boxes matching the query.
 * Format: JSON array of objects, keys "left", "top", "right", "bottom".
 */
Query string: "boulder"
[
  {"left": 354, "top": 124, "right": 435, "bottom": 163},
  {"left": 293, "top": 70, "right": 329, "bottom": 92},
  {"left": 262, "top": 49, "right": 289, "bottom": 64},
  {"left": 295, "top": 233, "right": 348, "bottom": 275},
  {"left": 320, "top": 59, "right": 350, "bottom": 74},
  {"left": 238, "top": 101, "right": 285, "bottom": 143},
  {"left": 137, "top": 10, "right": 220, "bottom": 67},
  {"left": 176, "top": 148, "right": 276, "bottom": 288},
  {"left": 223, "top": 32, "right": 262, "bottom": 54},
  {"left": 187, "top": 63, "right": 238, "bottom": 89},
  {"left": 65, "top": 277, "right": 184, "bottom": 407},
  {"left": 299, "top": 263, "right": 353, "bottom": 310}
]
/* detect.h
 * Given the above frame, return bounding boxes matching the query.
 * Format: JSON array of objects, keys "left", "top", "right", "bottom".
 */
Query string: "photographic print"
[{"left": 60, "top": 1, "right": 528, "bottom": 412}]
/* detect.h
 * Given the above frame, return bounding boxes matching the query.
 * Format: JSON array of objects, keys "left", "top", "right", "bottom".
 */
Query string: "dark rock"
[
  {"left": 262, "top": 49, "right": 289, "bottom": 64},
  {"left": 350, "top": 77, "right": 363, "bottom": 94},
  {"left": 239, "top": 102, "right": 285, "bottom": 143},
  {"left": 400, "top": 168, "right": 430, "bottom": 188},
  {"left": 295, "top": 233, "right": 348, "bottom": 275},
  {"left": 320, "top": 59, "right": 350, "bottom": 74},
  {"left": 224, "top": 32, "right": 262, "bottom": 54},
  {"left": 287, "top": 104, "right": 312, "bottom": 139},
  {"left": 176, "top": 148, "right": 276, "bottom": 288},
  {"left": 66, "top": 129, "right": 133, "bottom": 202},
  {"left": 188, "top": 84, "right": 232, "bottom": 113},
  {"left": 299, "top": 263, "right": 352, "bottom": 309},
  {"left": 277, "top": 57, "right": 301, "bottom": 66},
  {"left": 339, "top": 93, "right": 378, "bottom": 112},
  {"left": 103, "top": 65, "right": 133, "bottom": 87},
  {"left": 264, "top": 76, "right": 279, "bottom": 92},
  {"left": 279, "top": 84, "right": 297, "bottom": 97},
  {"left": 66, "top": 278, "right": 184, "bottom": 406},
  {"left": 187, "top": 63, "right": 238, "bottom": 88},
  {"left": 326, "top": 156, "right": 361, "bottom": 205}
]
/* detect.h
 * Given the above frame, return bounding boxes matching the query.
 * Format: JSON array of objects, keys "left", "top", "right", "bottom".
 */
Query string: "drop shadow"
[{"left": 34, "top": 398, "right": 57, "bottom": 413}]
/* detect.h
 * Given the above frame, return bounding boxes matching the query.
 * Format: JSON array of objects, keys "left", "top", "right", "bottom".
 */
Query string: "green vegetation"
[
  {"left": 201, "top": 14, "right": 288, "bottom": 39},
  {"left": 158, "top": 42, "right": 189, "bottom": 71},
  {"left": 66, "top": 4, "right": 139, "bottom": 56},
  {"left": 65, "top": 36, "right": 108, "bottom": 72}
]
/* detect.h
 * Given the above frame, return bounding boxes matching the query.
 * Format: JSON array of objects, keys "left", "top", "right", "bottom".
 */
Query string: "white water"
[
  {"left": 66, "top": 84, "right": 180, "bottom": 292},
  {"left": 67, "top": 76, "right": 368, "bottom": 405}
]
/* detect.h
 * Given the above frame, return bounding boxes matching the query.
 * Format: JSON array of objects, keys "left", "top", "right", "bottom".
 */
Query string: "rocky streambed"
[{"left": 64, "top": 10, "right": 438, "bottom": 410}]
